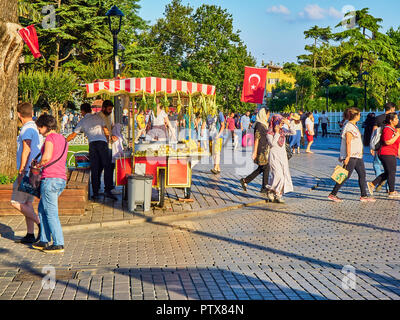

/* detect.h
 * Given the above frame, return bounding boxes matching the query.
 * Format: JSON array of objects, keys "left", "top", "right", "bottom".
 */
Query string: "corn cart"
[{"left": 86, "top": 77, "right": 217, "bottom": 207}]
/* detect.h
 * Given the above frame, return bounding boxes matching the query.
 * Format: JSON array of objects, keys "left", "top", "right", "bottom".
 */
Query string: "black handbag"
[{"left": 18, "top": 138, "right": 68, "bottom": 198}]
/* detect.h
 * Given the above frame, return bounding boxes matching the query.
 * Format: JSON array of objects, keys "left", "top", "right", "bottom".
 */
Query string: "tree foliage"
[{"left": 283, "top": 7, "right": 400, "bottom": 112}]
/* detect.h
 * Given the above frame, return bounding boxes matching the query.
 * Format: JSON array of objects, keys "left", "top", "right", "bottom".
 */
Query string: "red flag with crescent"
[
  {"left": 241, "top": 66, "right": 268, "bottom": 104},
  {"left": 18, "top": 25, "right": 41, "bottom": 59}
]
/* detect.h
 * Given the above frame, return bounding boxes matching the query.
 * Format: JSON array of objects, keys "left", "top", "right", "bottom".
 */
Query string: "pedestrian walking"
[
  {"left": 320, "top": 111, "right": 329, "bottom": 137},
  {"left": 362, "top": 113, "right": 376, "bottom": 147},
  {"left": 368, "top": 112, "right": 400, "bottom": 199},
  {"left": 12, "top": 102, "right": 42, "bottom": 244},
  {"left": 313, "top": 111, "right": 320, "bottom": 138},
  {"left": 328, "top": 108, "right": 376, "bottom": 203},
  {"left": 265, "top": 115, "right": 295, "bottom": 203},
  {"left": 32, "top": 115, "right": 68, "bottom": 253},
  {"left": 195, "top": 114, "right": 208, "bottom": 150},
  {"left": 289, "top": 113, "right": 303, "bottom": 154},
  {"left": 61, "top": 113, "right": 68, "bottom": 133},
  {"left": 240, "top": 111, "right": 251, "bottom": 137},
  {"left": 305, "top": 112, "right": 315, "bottom": 153},
  {"left": 210, "top": 110, "right": 226, "bottom": 174},
  {"left": 226, "top": 112, "right": 238, "bottom": 149},
  {"left": 299, "top": 110, "right": 307, "bottom": 147},
  {"left": 240, "top": 108, "right": 271, "bottom": 194},
  {"left": 370, "top": 102, "right": 398, "bottom": 192}
]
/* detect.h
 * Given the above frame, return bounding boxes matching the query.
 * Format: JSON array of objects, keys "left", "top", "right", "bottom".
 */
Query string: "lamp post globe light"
[
  {"left": 106, "top": 5, "right": 124, "bottom": 123},
  {"left": 323, "top": 79, "right": 330, "bottom": 112},
  {"left": 362, "top": 71, "right": 369, "bottom": 111}
]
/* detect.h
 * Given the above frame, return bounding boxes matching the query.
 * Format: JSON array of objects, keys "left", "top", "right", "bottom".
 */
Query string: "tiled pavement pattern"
[{"left": 1, "top": 137, "right": 400, "bottom": 300}]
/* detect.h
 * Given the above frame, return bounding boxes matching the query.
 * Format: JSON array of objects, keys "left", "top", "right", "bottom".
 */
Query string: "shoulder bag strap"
[{"left": 41, "top": 138, "right": 68, "bottom": 170}]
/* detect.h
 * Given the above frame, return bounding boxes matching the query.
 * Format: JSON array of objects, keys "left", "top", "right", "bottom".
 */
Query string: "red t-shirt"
[
  {"left": 380, "top": 126, "right": 400, "bottom": 156},
  {"left": 226, "top": 118, "right": 236, "bottom": 131}
]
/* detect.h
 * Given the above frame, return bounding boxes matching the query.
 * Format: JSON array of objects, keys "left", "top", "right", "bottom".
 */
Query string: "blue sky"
[{"left": 138, "top": 0, "right": 400, "bottom": 66}]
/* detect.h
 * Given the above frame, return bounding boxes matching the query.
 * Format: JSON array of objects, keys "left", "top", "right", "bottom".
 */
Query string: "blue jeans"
[
  {"left": 373, "top": 153, "right": 383, "bottom": 176},
  {"left": 38, "top": 178, "right": 66, "bottom": 246},
  {"left": 373, "top": 153, "right": 388, "bottom": 190}
]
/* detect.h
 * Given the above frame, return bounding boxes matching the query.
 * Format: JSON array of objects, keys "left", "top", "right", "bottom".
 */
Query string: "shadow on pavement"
[
  {"left": 245, "top": 205, "right": 400, "bottom": 235},
  {"left": 112, "top": 267, "right": 325, "bottom": 300},
  {"left": 0, "top": 223, "right": 14, "bottom": 241},
  {"left": 132, "top": 212, "right": 400, "bottom": 298}
]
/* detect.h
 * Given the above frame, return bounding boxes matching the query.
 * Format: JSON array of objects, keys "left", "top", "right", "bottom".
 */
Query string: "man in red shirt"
[{"left": 226, "top": 112, "right": 238, "bottom": 150}]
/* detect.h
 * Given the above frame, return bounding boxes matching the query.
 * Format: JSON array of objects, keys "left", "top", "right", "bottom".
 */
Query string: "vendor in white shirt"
[
  {"left": 66, "top": 102, "right": 118, "bottom": 201},
  {"left": 147, "top": 101, "right": 172, "bottom": 141}
]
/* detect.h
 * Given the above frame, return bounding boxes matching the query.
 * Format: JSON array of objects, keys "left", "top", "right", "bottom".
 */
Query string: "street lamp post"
[
  {"left": 323, "top": 79, "right": 330, "bottom": 112},
  {"left": 106, "top": 5, "right": 124, "bottom": 124},
  {"left": 362, "top": 71, "right": 369, "bottom": 111}
]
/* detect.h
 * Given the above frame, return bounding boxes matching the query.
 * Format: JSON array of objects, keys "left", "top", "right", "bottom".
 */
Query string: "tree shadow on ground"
[
  {"left": 131, "top": 212, "right": 400, "bottom": 299},
  {"left": 112, "top": 267, "right": 326, "bottom": 300}
]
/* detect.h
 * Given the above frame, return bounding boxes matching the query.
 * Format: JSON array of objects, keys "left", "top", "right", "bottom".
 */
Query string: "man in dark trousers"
[{"left": 66, "top": 103, "right": 117, "bottom": 200}]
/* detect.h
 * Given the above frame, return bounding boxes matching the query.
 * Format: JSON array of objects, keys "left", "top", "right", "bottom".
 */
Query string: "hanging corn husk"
[
  {"left": 139, "top": 91, "right": 147, "bottom": 111},
  {"left": 188, "top": 93, "right": 193, "bottom": 118},
  {"left": 176, "top": 91, "right": 182, "bottom": 115},
  {"left": 151, "top": 92, "right": 157, "bottom": 113},
  {"left": 161, "top": 91, "right": 169, "bottom": 108},
  {"left": 201, "top": 94, "right": 208, "bottom": 122}
]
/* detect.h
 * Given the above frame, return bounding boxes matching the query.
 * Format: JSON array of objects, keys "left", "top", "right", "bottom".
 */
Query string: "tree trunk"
[
  {"left": 50, "top": 102, "right": 62, "bottom": 132},
  {"left": 0, "top": 0, "right": 24, "bottom": 177},
  {"left": 53, "top": 0, "right": 62, "bottom": 71}
]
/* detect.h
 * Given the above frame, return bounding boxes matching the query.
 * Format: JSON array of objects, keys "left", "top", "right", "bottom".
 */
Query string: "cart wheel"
[
  {"left": 158, "top": 169, "right": 166, "bottom": 208},
  {"left": 184, "top": 187, "right": 191, "bottom": 199}
]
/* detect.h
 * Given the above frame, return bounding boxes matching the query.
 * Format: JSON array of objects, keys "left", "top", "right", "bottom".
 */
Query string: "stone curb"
[
  {"left": 11, "top": 162, "right": 323, "bottom": 238},
  {"left": 14, "top": 199, "right": 268, "bottom": 237}
]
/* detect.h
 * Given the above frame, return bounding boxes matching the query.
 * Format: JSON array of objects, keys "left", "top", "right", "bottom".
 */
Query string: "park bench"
[{"left": 0, "top": 168, "right": 90, "bottom": 216}]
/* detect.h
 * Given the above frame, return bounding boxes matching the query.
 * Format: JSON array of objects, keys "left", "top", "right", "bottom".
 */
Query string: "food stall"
[{"left": 85, "top": 77, "right": 217, "bottom": 207}]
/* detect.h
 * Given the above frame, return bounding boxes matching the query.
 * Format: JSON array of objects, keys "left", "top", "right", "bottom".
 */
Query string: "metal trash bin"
[{"left": 127, "top": 174, "right": 153, "bottom": 212}]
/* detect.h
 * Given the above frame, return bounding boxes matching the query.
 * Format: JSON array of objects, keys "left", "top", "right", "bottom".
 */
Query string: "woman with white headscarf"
[
  {"left": 240, "top": 108, "right": 271, "bottom": 194},
  {"left": 266, "top": 114, "right": 295, "bottom": 203}
]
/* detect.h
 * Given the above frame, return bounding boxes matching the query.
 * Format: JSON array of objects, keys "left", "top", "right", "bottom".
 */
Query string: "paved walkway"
[
  {"left": 1, "top": 137, "right": 400, "bottom": 237},
  {"left": 1, "top": 137, "right": 400, "bottom": 300}
]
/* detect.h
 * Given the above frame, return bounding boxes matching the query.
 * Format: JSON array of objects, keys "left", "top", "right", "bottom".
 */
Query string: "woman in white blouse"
[{"left": 149, "top": 101, "right": 172, "bottom": 141}]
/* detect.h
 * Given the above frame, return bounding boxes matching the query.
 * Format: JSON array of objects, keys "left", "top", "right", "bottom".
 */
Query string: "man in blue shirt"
[
  {"left": 240, "top": 111, "right": 251, "bottom": 136},
  {"left": 13, "top": 102, "right": 42, "bottom": 244}
]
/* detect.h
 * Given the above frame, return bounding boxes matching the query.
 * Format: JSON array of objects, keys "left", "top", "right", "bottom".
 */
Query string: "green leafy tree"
[
  {"left": 298, "top": 26, "right": 332, "bottom": 70},
  {"left": 19, "top": 69, "right": 79, "bottom": 126},
  {"left": 19, "top": 0, "right": 150, "bottom": 78}
]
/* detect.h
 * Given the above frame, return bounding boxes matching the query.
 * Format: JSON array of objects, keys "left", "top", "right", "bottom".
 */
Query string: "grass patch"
[{"left": 67, "top": 144, "right": 89, "bottom": 167}]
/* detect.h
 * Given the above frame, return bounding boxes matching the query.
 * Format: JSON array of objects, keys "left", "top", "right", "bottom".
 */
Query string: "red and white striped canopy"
[{"left": 86, "top": 77, "right": 216, "bottom": 98}]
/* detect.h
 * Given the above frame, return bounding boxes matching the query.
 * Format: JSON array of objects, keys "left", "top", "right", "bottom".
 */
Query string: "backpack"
[
  {"left": 370, "top": 125, "right": 396, "bottom": 151},
  {"left": 370, "top": 127, "right": 383, "bottom": 151}
]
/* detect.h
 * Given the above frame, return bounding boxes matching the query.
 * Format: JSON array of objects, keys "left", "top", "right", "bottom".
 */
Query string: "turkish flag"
[
  {"left": 18, "top": 25, "right": 41, "bottom": 59},
  {"left": 241, "top": 67, "right": 268, "bottom": 104}
]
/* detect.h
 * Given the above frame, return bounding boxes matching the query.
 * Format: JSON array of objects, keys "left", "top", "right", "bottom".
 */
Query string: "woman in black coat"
[{"left": 362, "top": 113, "right": 376, "bottom": 147}]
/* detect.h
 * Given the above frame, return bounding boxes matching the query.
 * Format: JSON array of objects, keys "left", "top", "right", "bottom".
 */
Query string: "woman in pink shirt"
[{"left": 32, "top": 115, "right": 68, "bottom": 254}]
